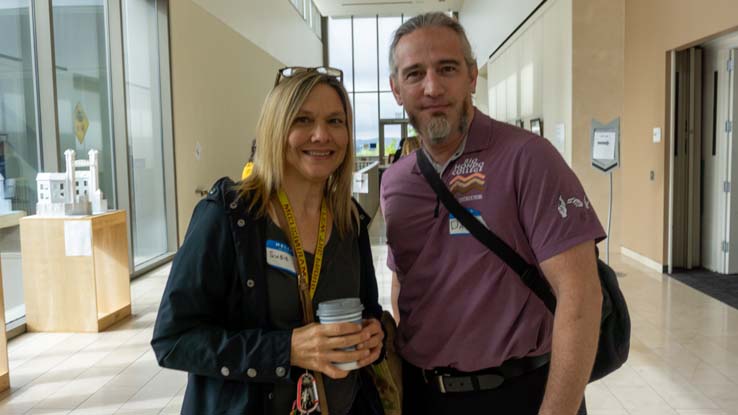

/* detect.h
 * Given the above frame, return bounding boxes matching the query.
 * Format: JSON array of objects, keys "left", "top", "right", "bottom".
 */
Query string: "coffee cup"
[{"left": 316, "top": 298, "right": 364, "bottom": 370}]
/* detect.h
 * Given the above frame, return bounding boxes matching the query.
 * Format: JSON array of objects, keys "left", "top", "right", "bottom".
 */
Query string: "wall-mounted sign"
[{"left": 591, "top": 118, "right": 620, "bottom": 172}]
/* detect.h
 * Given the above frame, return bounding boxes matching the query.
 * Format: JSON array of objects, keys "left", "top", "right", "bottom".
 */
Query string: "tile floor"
[{"left": 1, "top": 216, "right": 738, "bottom": 414}]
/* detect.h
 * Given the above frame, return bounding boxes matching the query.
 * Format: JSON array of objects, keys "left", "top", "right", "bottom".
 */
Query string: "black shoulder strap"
[{"left": 415, "top": 150, "right": 557, "bottom": 312}]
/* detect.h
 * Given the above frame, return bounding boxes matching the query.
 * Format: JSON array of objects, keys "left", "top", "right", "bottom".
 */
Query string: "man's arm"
[
  {"left": 391, "top": 272, "right": 401, "bottom": 324},
  {"left": 537, "top": 240, "right": 602, "bottom": 415}
]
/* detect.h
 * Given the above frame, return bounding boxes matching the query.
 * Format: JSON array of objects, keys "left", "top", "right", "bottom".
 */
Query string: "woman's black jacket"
[{"left": 150, "top": 177, "right": 383, "bottom": 414}]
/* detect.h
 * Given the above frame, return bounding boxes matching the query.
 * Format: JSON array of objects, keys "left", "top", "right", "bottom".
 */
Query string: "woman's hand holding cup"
[
  {"left": 290, "top": 322, "right": 371, "bottom": 379},
  {"left": 355, "top": 318, "right": 384, "bottom": 368}
]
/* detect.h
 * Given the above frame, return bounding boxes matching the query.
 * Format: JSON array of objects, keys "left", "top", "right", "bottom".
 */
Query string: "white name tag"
[
  {"left": 449, "top": 208, "right": 488, "bottom": 236},
  {"left": 266, "top": 240, "right": 296, "bottom": 275}
]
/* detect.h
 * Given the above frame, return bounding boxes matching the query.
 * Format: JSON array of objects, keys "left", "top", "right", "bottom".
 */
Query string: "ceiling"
[{"left": 312, "top": 0, "right": 465, "bottom": 17}]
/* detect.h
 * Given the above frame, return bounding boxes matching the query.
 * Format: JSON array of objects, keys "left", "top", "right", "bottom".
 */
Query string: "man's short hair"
[{"left": 389, "top": 12, "right": 477, "bottom": 78}]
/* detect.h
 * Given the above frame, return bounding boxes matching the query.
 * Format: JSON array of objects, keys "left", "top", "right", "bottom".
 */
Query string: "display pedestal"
[{"left": 20, "top": 210, "right": 131, "bottom": 332}]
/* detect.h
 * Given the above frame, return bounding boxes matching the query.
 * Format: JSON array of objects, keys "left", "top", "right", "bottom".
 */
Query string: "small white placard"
[
  {"left": 653, "top": 127, "right": 662, "bottom": 143},
  {"left": 352, "top": 172, "right": 368, "bottom": 194},
  {"left": 593, "top": 131, "right": 616, "bottom": 160},
  {"left": 64, "top": 221, "right": 92, "bottom": 256},
  {"left": 554, "top": 123, "right": 566, "bottom": 152}
]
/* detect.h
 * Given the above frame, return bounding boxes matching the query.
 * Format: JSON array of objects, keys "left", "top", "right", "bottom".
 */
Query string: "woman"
[
  {"left": 151, "top": 68, "right": 385, "bottom": 415},
  {"left": 390, "top": 135, "right": 420, "bottom": 164}
]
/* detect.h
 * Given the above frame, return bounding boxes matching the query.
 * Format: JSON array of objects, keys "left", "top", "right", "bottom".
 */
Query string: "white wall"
[
  {"left": 459, "top": 0, "right": 542, "bottom": 63},
  {"left": 486, "top": 0, "right": 572, "bottom": 163},
  {"left": 474, "top": 73, "right": 489, "bottom": 115},
  {"left": 191, "top": 0, "right": 322, "bottom": 67}
]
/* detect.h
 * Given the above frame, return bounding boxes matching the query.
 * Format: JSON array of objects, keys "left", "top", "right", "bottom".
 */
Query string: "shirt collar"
[{"left": 421, "top": 135, "right": 467, "bottom": 174}]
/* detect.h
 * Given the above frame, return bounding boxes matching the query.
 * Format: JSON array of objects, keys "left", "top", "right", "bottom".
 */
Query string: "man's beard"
[{"left": 410, "top": 102, "right": 470, "bottom": 145}]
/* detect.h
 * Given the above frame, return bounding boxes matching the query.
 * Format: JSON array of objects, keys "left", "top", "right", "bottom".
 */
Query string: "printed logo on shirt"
[
  {"left": 557, "top": 195, "right": 591, "bottom": 219},
  {"left": 449, "top": 208, "right": 488, "bottom": 235},
  {"left": 458, "top": 194, "right": 483, "bottom": 203},
  {"left": 451, "top": 158, "right": 485, "bottom": 176},
  {"left": 449, "top": 157, "right": 486, "bottom": 200},
  {"left": 266, "top": 240, "right": 297, "bottom": 275},
  {"left": 449, "top": 172, "right": 486, "bottom": 195}
]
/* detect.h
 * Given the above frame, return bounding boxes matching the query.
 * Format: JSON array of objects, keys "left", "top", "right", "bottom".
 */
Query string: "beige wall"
[
  {"left": 572, "top": 0, "right": 625, "bottom": 254},
  {"left": 623, "top": 0, "right": 738, "bottom": 263},
  {"left": 169, "top": 1, "right": 284, "bottom": 241}
]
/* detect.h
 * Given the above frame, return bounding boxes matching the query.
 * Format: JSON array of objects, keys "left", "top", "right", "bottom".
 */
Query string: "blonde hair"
[
  {"left": 401, "top": 136, "right": 421, "bottom": 157},
  {"left": 239, "top": 71, "right": 358, "bottom": 236}
]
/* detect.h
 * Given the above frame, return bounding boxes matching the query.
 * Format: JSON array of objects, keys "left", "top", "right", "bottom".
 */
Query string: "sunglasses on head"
[{"left": 274, "top": 66, "right": 343, "bottom": 86}]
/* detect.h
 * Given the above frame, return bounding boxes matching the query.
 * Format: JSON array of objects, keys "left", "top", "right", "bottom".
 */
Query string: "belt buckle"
[
  {"left": 422, "top": 370, "right": 450, "bottom": 394},
  {"left": 436, "top": 374, "right": 474, "bottom": 393},
  {"left": 435, "top": 373, "right": 505, "bottom": 393},
  {"left": 437, "top": 375, "right": 447, "bottom": 393}
]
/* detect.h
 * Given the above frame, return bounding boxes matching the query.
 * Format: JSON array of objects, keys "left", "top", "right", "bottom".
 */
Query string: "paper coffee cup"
[{"left": 317, "top": 298, "right": 364, "bottom": 370}]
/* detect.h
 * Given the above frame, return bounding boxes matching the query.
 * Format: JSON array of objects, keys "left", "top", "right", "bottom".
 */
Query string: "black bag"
[{"left": 416, "top": 150, "right": 630, "bottom": 382}]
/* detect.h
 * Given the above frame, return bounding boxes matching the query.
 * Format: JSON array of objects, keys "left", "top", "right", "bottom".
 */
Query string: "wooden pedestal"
[{"left": 20, "top": 210, "right": 131, "bottom": 332}]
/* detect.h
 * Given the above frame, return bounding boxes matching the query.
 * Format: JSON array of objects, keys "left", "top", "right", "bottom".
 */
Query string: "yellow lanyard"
[{"left": 277, "top": 189, "right": 328, "bottom": 300}]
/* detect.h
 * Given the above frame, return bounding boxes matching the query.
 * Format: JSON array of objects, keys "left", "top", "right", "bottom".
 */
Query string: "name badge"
[
  {"left": 266, "top": 240, "right": 297, "bottom": 275},
  {"left": 449, "top": 208, "right": 488, "bottom": 236}
]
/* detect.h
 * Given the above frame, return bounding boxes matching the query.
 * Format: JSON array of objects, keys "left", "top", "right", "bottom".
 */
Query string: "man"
[{"left": 380, "top": 12, "right": 605, "bottom": 415}]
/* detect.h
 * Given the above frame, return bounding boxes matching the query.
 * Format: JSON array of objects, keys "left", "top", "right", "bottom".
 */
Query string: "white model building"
[{"left": 36, "top": 149, "right": 108, "bottom": 216}]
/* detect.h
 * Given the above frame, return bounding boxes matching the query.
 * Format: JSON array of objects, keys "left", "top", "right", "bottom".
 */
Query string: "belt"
[{"left": 420, "top": 353, "right": 551, "bottom": 393}]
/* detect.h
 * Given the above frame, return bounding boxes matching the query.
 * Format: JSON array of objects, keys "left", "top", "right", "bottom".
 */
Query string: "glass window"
[
  {"left": 52, "top": 0, "right": 116, "bottom": 208},
  {"left": 354, "top": 92, "right": 378, "bottom": 157},
  {"left": 378, "top": 17, "right": 401, "bottom": 92},
  {"left": 380, "top": 92, "right": 403, "bottom": 120},
  {"left": 328, "top": 18, "right": 353, "bottom": 92},
  {"left": 352, "top": 17, "right": 377, "bottom": 92},
  {"left": 123, "top": 0, "right": 170, "bottom": 266},
  {"left": 383, "top": 123, "right": 401, "bottom": 164},
  {"left": 0, "top": 0, "right": 40, "bottom": 215},
  {"left": 328, "top": 15, "right": 408, "bottom": 159},
  {"left": 0, "top": 0, "right": 40, "bottom": 326}
]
